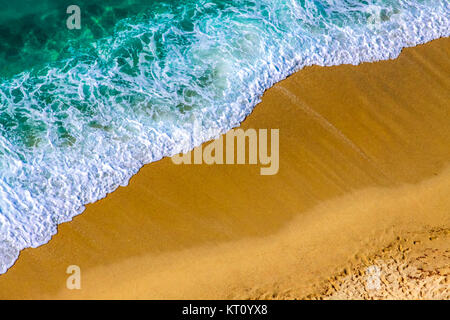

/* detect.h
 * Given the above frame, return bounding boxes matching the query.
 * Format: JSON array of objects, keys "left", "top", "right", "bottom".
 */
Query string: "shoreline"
[{"left": 0, "top": 37, "right": 449, "bottom": 299}]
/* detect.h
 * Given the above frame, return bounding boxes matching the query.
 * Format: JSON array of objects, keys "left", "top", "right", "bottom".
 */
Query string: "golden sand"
[
  {"left": 323, "top": 230, "right": 449, "bottom": 300},
  {"left": 0, "top": 38, "right": 448, "bottom": 299}
]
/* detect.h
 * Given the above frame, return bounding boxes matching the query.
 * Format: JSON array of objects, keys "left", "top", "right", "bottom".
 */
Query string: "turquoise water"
[{"left": 0, "top": 0, "right": 448, "bottom": 274}]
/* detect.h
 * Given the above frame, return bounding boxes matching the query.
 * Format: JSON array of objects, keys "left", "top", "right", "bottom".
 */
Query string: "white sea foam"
[{"left": 0, "top": 0, "right": 448, "bottom": 274}]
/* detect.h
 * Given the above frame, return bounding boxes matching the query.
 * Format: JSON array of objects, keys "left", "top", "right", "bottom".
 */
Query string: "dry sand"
[
  {"left": 323, "top": 229, "right": 449, "bottom": 300},
  {"left": 0, "top": 38, "right": 448, "bottom": 299}
]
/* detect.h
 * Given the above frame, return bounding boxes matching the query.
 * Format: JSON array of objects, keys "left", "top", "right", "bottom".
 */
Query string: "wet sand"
[{"left": 0, "top": 37, "right": 449, "bottom": 299}]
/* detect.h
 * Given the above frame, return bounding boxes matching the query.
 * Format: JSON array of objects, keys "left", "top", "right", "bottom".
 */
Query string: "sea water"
[{"left": 0, "top": 0, "right": 448, "bottom": 274}]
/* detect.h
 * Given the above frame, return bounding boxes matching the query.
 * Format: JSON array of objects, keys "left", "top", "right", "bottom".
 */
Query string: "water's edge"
[{"left": 0, "top": 1, "right": 449, "bottom": 274}]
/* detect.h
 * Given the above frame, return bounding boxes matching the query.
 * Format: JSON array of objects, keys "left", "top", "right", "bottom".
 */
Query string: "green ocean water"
[
  {"left": 0, "top": 0, "right": 448, "bottom": 274},
  {"left": 0, "top": 0, "right": 152, "bottom": 78}
]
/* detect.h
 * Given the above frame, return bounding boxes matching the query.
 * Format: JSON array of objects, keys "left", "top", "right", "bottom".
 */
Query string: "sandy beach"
[{"left": 0, "top": 37, "right": 448, "bottom": 299}]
